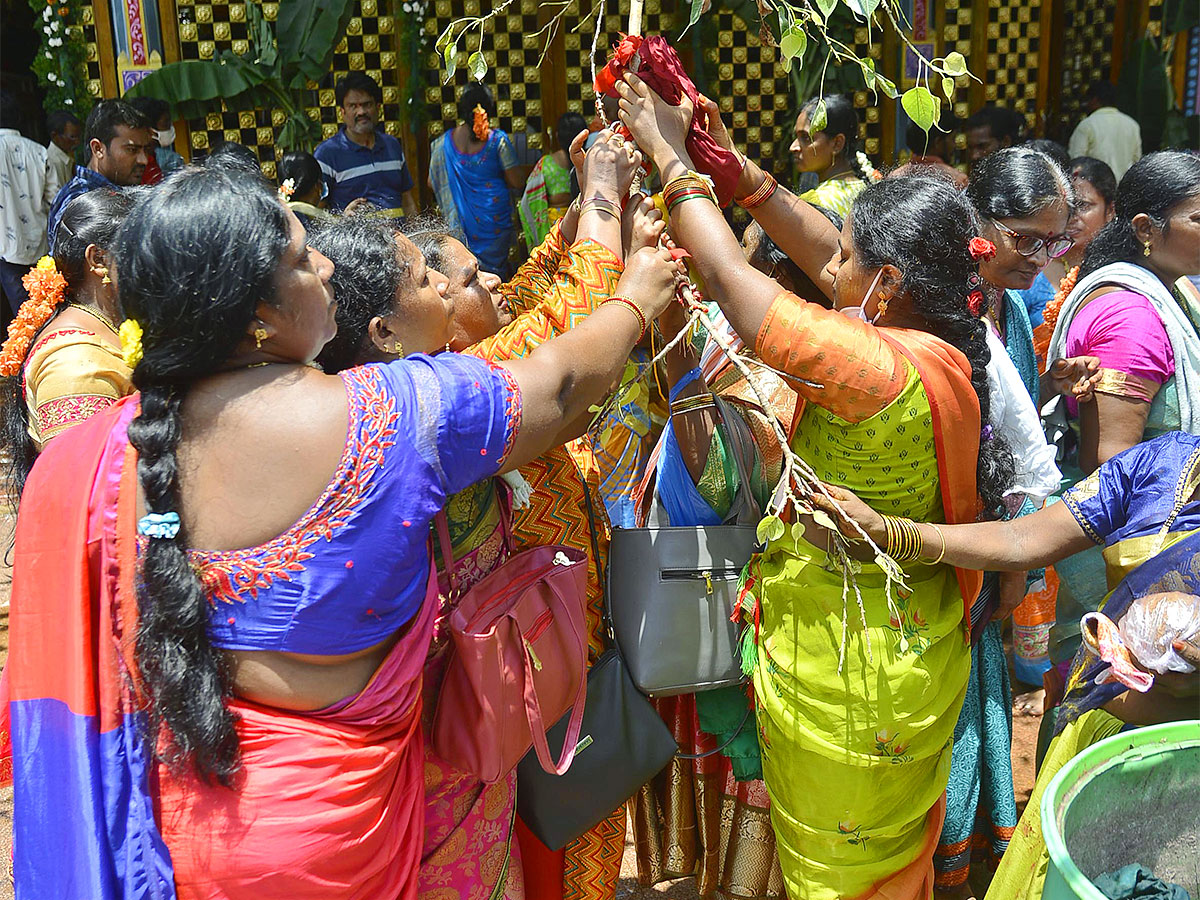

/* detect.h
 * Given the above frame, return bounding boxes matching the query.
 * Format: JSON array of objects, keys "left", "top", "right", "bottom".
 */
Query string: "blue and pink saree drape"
[{"left": 430, "top": 129, "right": 518, "bottom": 275}]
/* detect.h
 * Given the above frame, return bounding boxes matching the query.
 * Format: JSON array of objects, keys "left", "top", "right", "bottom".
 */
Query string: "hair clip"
[
  {"left": 981, "top": 424, "right": 995, "bottom": 442},
  {"left": 138, "top": 511, "right": 181, "bottom": 540}
]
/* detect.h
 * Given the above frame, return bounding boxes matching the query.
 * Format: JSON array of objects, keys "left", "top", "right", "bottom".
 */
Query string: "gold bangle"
[
  {"left": 603, "top": 295, "right": 647, "bottom": 341},
  {"left": 923, "top": 523, "right": 947, "bottom": 566},
  {"left": 580, "top": 196, "right": 622, "bottom": 219},
  {"left": 738, "top": 173, "right": 778, "bottom": 210},
  {"left": 882, "top": 514, "right": 924, "bottom": 563},
  {"left": 670, "top": 392, "right": 717, "bottom": 415}
]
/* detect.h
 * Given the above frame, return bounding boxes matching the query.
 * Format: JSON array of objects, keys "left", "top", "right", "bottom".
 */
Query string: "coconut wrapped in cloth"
[{"left": 595, "top": 34, "right": 743, "bottom": 207}]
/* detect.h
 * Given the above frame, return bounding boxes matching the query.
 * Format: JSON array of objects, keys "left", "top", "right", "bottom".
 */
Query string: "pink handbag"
[{"left": 430, "top": 496, "right": 589, "bottom": 784}]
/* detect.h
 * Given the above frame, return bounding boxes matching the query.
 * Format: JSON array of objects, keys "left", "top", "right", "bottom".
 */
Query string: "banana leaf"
[
  {"left": 277, "top": 0, "right": 357, "bottom": 90},
  {"left": 1116, "top": 36, "right": 1171, "bottom": 152},
  {"left": 124, "top": 53, "right": 274, "bottom": 120}
]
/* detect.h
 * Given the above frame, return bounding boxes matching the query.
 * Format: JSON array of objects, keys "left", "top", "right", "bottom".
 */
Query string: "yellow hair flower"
[
  {"left": 119, "top": 318, "right": 144, "bottom": 369},
  {"left": 34, "top": 255, "right": 57, "bottom": 272}
]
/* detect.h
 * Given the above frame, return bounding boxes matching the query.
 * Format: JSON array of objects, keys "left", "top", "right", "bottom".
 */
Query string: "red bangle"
[
  {"left": 738, "top": 173, "right": 778, "bottom": 210},
  {"left": 604, "top": 295, "right": 648, "bottom": 341}
]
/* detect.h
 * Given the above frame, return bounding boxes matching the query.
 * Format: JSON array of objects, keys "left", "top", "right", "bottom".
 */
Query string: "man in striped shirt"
[{"left": 313, "top": 72, "right": 418, "bottom": 220}]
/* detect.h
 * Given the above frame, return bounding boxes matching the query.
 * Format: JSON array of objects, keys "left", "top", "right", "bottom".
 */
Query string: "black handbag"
[
  {"left": 607, "top": 395, "right": 762, "bottom": 697},
  {"left": 515, "top": 478, "right": 678, "bottom": 851}
]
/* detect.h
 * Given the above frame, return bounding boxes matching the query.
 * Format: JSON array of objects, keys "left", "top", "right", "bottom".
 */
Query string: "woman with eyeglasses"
[
  {"left": 1038, "top": 150, "right": 1200, "bottom": 674},
  {"left": 931, "top": 146, "right": 1079, "bottom": 898}
]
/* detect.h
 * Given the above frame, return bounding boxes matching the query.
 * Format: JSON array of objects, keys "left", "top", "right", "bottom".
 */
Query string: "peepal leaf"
[
  {"left": 444, "top": 43, "right": 458, "bottom": 81},
  {"left": 809, "top": 98, "right": 828, "bottom": 132},
  {"left": 814, "top": 0, "right": 838, "bottom": 21},
  {"left": 780, "top": 26, "right": 807, "bottom": 61},
  {"left": 756, "top": 515, "right": 786, "bottom": 544},
  {"left": 468, "top": 51, "right": 488, "bottom": 82},
  {"left": 942, "top": 51, "right": 968, "bottom": 76},
  {"left": 901, "top": 86, "right": 939, "bottom": 131}
]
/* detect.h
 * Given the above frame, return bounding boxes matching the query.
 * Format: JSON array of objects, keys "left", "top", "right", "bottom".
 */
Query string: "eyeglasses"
[{"left": 991, "top": 219, "right": 1074, "bottom": 259}]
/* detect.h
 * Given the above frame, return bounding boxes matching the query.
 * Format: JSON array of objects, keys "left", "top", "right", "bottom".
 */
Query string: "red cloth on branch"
[{"left": 595, "top": 34, "right": 742, "bottom": 207}]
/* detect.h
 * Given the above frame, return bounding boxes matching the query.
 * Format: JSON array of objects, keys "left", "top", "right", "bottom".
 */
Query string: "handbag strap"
[
  {"left": 578, "top": 473, "right": 614, "bottom": 648},
  {"left": 520, "top": 579, "right": 589, "bottom": 775},
  {"left": 712, "top": 395, "right": 762, "bottom": 526},
  {"left": 674, "top": 704, "right": 753, "bottom": 760},
  {"left": 434, "top": 478, "right": 518, "bottom": 597}
]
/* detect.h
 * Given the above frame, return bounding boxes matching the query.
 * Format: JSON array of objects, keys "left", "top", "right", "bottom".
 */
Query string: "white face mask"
[
  {"left": 838, "top": 268, "right": 885, "bottom": 324},
  {"left": 154, "top": 125, "right": 176, "bottom": 148}
]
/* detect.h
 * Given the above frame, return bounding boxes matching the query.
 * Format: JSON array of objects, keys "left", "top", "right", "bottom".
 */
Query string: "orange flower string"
[
  {"left": 0, "top": 257, "right": 68, "bottom": 377},
  {"left": 1033, "top": 265, "right": 1080, "bottom": 367},
  {"left": 472, "top": 104, "right": 490, "bottom": 142}
]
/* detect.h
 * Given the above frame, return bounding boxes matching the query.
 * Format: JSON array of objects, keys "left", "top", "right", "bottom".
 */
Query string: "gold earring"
[
  {"left": 445, "top": 342, "right": 452, "bottom": 353},
  {"left": 98, "top": 266, "right": 112, "bottom": 285},
  {"left": 1143, "top": 240, "right": 1152, "bottom": 257},
  {"left": 876, "top": 297, "right": 889, "bottom": 318},
  {"left": 254, "top": 326, "right": 268, "bottom": 350},
  {"left": 390, "top": 339, "right": 403, "bottom": 355}
]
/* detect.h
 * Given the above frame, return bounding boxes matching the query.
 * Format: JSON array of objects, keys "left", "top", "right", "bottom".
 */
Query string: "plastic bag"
[{"left": 1118, "top": 591, "right": 1200, "bottom": 675}]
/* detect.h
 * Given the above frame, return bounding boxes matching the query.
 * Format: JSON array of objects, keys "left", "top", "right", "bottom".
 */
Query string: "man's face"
[
  {"left": 91, "top": 124, "right": 154, "bottom": 185},
  {"left": 966, "top": 126, "right": 1002, "bottom": 167},
  {"left": 53, "top": 121, "right": 82, "bottom": 154},
  {"left": 341, "top": 89, "right": 378, "bottom": 137}
]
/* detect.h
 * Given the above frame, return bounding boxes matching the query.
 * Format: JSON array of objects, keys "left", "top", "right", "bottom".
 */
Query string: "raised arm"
[
  {"left": 693, "top": 95, "right": 838, "bottom": 303},
  {"left": 496, "top": 244, "right": 682, "bottom": 472}
]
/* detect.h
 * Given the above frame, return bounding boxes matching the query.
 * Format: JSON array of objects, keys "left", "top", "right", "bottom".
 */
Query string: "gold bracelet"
[
  {"left": 670, "top": 392, "right": 717, "bottom": 415},
  {"left": 580, "top": 196, "right": 622, "bottom": 219},
  {"left": 923, "top": 523, "right": 947, "bottom": 566},
  {"left": 882, "top": 514, "right": 924, "bottom": 563},
  {"left": 603, "top": 295, "right": 647, "bottom": 341}
]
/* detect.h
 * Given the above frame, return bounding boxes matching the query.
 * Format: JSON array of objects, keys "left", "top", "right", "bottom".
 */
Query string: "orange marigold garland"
[
  {"left": 1033, "top": 265, "right": 1080, "bottom": 367},
  {"left": 0, "top": 257, "right": 68, "bottom": 377}
]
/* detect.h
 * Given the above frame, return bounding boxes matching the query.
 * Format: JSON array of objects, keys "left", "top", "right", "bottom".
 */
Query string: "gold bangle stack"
[
  {"left": 881, "top": 514, "right": 924, "bottom": 563},
  {"left": 738, "top": 173, "right": 778, "bottom": 210},
  {"left": 604, "top": 295, "right": 648, "bottom": 341},
  {"left": 670, "top": 392, "right": 717, "bottom": 416},
  {"left": 580, "top": 196, "right": 622, "bottom": 219},
  {"left": 662, "top": 171, "right": 719, "bottom": 212}
]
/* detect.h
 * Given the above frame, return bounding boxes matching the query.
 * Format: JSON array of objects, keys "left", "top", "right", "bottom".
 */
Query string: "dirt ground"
[{"left": 0, "top": 508, "right": 1043, "bottom": 900}]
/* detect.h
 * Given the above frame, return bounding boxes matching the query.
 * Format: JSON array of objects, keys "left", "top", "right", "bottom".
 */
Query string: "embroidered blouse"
[
  {"left": 23, "top": 327, "right": 132, "bottom": 450},
  {"left": 193, "top": 353, "right": 521, "bottom": 654}
]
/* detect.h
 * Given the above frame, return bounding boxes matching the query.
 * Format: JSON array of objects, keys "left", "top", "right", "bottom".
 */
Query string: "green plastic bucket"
[{"left": 1041, "top": 720, "right": 1200, "bottom": 900}]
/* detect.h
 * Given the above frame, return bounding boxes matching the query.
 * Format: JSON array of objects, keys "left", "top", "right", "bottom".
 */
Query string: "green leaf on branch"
[
  {"left": 444, "top": 43, "right": 458, "bottom": 81},
  {"left": 942, "top": 51, "right": 968, "bottom": 77},
  {"left": 901, "top": 86, "right": 939, "bottom": 131},
  {"left": 875, "top": 73, "right": 898, "bottom": 98},
  {"left": 814, "top": 0, "right": 838, "bottom": 21},
  {"left": 941, "top": 76, "right": 955, "bottom": 100},
  {"left": 809, "top": 98, "right": 828, "bottom": 132},
  {"left": 779, "top": 26, "right": 807, "bottom": 61},
  {"left": 756, "top": 515, "right": 786, "bottom": 545},
  {"left": 861, "top": 57, "right": 876, "bottom": 90},
  {"left": 844, "top": 0, "right": 880, "bottom": 19},
  {"left": 468, "top": 51, "right": 488, "bottom": 81},
  {"left": 682, "top": 0, "right": 706, "bottom": 36}
]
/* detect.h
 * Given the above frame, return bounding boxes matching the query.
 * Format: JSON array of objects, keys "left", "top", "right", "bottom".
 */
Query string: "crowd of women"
[{"left": 0, "top": 52, "right": 1197, "bottom": 900}]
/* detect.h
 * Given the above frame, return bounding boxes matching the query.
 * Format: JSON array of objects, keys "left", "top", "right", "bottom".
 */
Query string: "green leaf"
[
  {"left": 844, "top": 0, "right": 879, "bottom": 19},
  {"left": 123, "top": 56, "right": 270, "bottom": 120},
  {"left": 809, "top": 98, "right": 828, "bottom": 133},
  {"left": 790, "top": 521, "right": 806, "bottom": 543},
  {"left": 444, "top": 43, "right": 458, "bottom": 81},
  {"left": 756, "top": 515, "right": 786, "bottom": 545},
  {"left": 468, "top": 50, "right": 488, "bottom": 82},
  {"left": 779, "top": 25, "right": 807, "bottom": 60},
  {"left": 942, "top": 51, "right": 968, "bottom": 77},
  {"left": 860, "top": 57, "right": 876, "bottom": 90},
  {"left": 875, "top": 73, "right": 898, "bottom": 99},
  {"left": 941, "top": 76, "right": 955, "bottom": 101},
  {"left": 814, "top": 0, "right": 838, "bottom": 21},
  {"left": 276, "top": 110, "right": 322, "bottom": 152},
  {"left": 276, "top": 0, "right": 356, "bottom": 89},
  {"left": 901, "top": 86, "right": 939, "bottom": 131},
  {"left": 682, "top": 0, "right": 706, "bottom": 37},
  {"left": 811, "top": 510, "right": 839, "bottom": 533}
]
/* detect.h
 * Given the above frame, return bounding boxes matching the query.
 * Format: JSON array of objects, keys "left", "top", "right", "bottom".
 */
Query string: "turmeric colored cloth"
[
  {"left": 744, "top": 292, "right": 982, "bottom": 900},
  {"left": 22, "top": 325, "right": 131, "bottom": 448},
  {"left": 466, "top": 226, "right": 628, "bottom": 900}
]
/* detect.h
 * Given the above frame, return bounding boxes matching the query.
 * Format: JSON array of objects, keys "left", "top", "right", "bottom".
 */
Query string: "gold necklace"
[{"left": 69, "top": 303, "right": 119, "bottom": 333}]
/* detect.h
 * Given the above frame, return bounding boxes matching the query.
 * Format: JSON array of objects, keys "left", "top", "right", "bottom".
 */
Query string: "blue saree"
[
  {"left": 1055, "top": 431, "right": 1200, "bottom": 733},
  {"left": 429, "top": 129, "right": 518, "bottom": 275}
]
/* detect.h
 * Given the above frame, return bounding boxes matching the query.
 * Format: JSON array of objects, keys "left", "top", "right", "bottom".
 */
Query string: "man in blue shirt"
[
  {"left": 47, "top": 100, "right": 153, "bottom": 251},
  {"left": 313, "top": 73, "right": 418, "bottom": 220}
]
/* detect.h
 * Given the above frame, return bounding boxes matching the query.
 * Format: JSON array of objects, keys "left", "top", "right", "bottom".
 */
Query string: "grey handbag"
[{"left": 607, "top": 395, "right": 762, "bottom": 697}]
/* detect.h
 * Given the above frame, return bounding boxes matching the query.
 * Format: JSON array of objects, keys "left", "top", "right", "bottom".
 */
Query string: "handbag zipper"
[
  {"left": 522, "top": 609, "right": 555, "bottom": 670},
  {"left": 660, "top": 567, "right": 742, "bottom": 595}
]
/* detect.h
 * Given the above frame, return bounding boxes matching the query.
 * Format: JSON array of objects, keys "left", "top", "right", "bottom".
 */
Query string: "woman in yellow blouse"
[
  {"left": 788, "top": 94, "right": 873, "bottom": 220},
  {"left": 0, "top": 189, "right": 134, "bottom": 500}
]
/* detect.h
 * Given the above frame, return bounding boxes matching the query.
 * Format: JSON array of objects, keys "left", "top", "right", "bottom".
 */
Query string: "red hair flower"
[
  {"left": 967, "top": 290, "right": 986, "bottom": 317},
  {"left": 968, "top": 237, "right": 997, "bottom": 261}
]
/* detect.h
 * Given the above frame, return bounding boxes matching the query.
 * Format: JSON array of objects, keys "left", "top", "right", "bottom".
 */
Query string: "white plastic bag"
[{"left": 1117, "top": 592, "right": 1200, "bottom": 675}]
